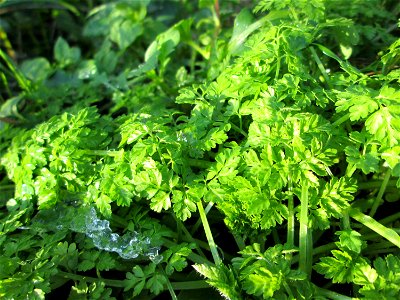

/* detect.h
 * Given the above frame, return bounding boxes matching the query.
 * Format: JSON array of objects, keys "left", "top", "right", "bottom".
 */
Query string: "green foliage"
[
  {"left": 193, "top": 263, "right": 242, "bottom": 300},
  {"left": 1, "top": 0, "right": 400, "bottom": 299}
]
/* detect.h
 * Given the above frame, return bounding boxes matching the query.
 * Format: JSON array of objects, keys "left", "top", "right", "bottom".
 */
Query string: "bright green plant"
[{"left": 1, "top": 0, "right": 400, "bottom": 299}]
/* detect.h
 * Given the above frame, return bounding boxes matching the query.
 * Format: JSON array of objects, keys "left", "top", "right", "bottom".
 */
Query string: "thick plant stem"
[
  {"left": 316, "top": 287, "right": 356, "bottom": 300},
  {"left": 358, "top": 179, "right": 397, "bottom": 189},
  {"left": 349, "top": 208, "right": 400, "bottom": 248},
  {"left": 287, "top": 175, "right": 295, "bottom": 248},
  {"left": 299, "top": 180, "right": 312, "bottom": 278},
  {"left": 369, "top": 169, "right": 391, "bottom": 217},
  {"left": 197, "top": 201, "right": 222, "bottom": 265}
]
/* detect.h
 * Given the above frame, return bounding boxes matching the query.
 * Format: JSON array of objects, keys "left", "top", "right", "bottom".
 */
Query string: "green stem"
[
  {"left": 291, "top": 242, "right": 336, "bottom": 264},
  {"left": 191, "top": 202, "right": 214, "bottom": 234},
  {"left": 341, "top": 211, "right": 351, "bottom": 230},
  {"left": 233, "top": 234, "right": 246, "bottom": 251},
  {"left": 57, "top": 271, "right": 209, "bottom": 290},
  {"left": 287, "top": 175, "right": 295, "bottom": 248},
  {"left": 365, "top": 248, "right": 398, "bottom": 255},
  {"left": 161, "top": 268, "right": 178, "bottom": 300},
  {"left": 310, "top": 46, "right": 332, "bottom": 89},
  {"left": 212, "top": 0, "right": 221, "bottom": 36},
  {"left": 358, "top": 179, "right": 397, "bottom": 190},
  {"left": 313, "top": 242, "right": 337, "bottom": 257},
  {"left": 170, "top": 280, "right": 210, "bottom": 290},
  {"left": 230, "top": 122, "right": 248, "bottom": 137},
  {"left": 299, "top": 179, "right": 312, "bottom": 277},
  {"left": 369, "top": 169, "right": 391, "bottom": 217},
  {"left": 316, "top": 287, "right": 357, "bottom": 300},
  {"left": 0, "top": 71, "right": 12, "bottom": 98},
  {"left": 365, "top": 241, "right": 395, "bottom": 251},
  {"left": 332, "top": 113, "right": 351, "bottom": 128},
  {"left": 57, "top": 271, "right": 126, "bottom": 288},
  {"left": 360, "top": 211, "right": 400, "bottom": 235},
  {"left": 186, "top": 41, "right": 209, "bottom": 60},
  {"left": 283, "top": 281, "right": 295, "bottom": 299},
  {"left": 349, "top": 208, "right": 400, "bottom": 248},
  {"left": 272, "top": 228, "right": 281, "bottom": 244},
  {"left": 197, "top": 201, "right": 222, "bottom": 265},
  {"left": 176, "top": 219, "right": 209, "bottom": 258},
  {"left": 378, "top": 212, "right": 400, "bottom": 226},
  {"left": 0, "top": 184, "right": 14, "bottom": 190}
]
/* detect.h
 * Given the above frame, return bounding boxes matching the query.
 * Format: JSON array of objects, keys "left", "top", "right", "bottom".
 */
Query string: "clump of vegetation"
[{"left": 1, "top": 0, "right": 400, "bottom": 299}]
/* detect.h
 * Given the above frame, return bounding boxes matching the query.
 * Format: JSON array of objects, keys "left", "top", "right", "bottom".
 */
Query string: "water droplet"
[{"left": 149, "top": 254, "right": 163, "bottom": 264}]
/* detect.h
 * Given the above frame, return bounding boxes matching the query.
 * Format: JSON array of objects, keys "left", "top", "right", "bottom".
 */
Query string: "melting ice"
[{"left": 35, "top": 205, "right": 162, "bottom": 262}]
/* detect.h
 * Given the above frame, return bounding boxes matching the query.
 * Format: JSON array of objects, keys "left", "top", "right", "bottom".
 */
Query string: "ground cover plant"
[{"left": 1, "top": 0, "right": 400, "bottom": 299}]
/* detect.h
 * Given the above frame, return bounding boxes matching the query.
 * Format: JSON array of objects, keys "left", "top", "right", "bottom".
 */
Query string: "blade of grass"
[
  {"left": 191, "top": 201, "right": 214, "bottom": 234},
  {"left": 197, "top": 200, "right": 222, "bottom": 266},
  {"left": 299, "top": 179, "right": 312, "bottom": 278},
  {"left": 0, "top": 48, "right": 31, "bottom": 92},
  {"left": 349, "top": 207, "right": 400, "bottom": 248}
]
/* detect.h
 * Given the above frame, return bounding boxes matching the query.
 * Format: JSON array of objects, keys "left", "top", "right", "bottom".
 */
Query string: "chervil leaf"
[
  {"left": 150, "top": 191, "right": 171, "bottom": 213},
  {"left": 171, "top": 190, "right": 194, "bottom": 221},
  {"left": 316, "top": 177, "right": 357, "bottom": 219},
  {"left": 359, "top": 255, "right": 400, "bottom": 299},
  {"left": 193, "top": 264, "right": 242, "bottom": 300},
  {"left": 232, "top": 244, "right": 307, "bottom": 299},
  {"left": 146, "top": 273, "right": 167, "bottom": 295},
  {"left": 365, "top": 106, "right": 400, "bottom": 148},
  {"left": 345, "top": 145, "right": 380, "bottom": 174},
  {"left": 336, "top": 230, "right": 364, "bottom": 254},
  {"left": 335, "top": 87, "right": 379, "bottom": 121},
  {"left": 315, "top": 250, "right": 369, "bottom": 283}
]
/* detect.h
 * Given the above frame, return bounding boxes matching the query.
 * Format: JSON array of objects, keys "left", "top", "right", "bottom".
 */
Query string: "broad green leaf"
[
  {"left": 110, "top": 20, "right": 143, "bottom": 50},
  {"left": 228, "top": 10, "right": 289, "bottom": 55},
  {"left": 54, "top": 37, "right": 81, "bottom": 67},
  {"left": 0, "top": 95, "right": 25, "bottom": 119},
  {"left": 228, "top": 9, "right": 255, "bottom": 55},
  {"left": 20, "top": 58, "right": 52, "bottom": 82},
  {"left": 76, "top": 60, "right": 98, "bottom": 80}
]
